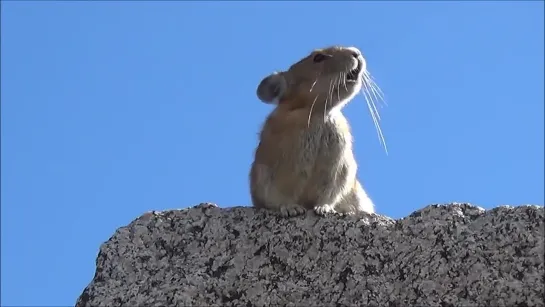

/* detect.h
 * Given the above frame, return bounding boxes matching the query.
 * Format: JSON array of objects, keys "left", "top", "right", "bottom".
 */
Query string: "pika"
[{"left": 249, "top": 46, "right": 386, "bottom": 217}]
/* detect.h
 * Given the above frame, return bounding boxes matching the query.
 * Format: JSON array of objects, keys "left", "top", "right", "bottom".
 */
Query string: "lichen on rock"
[{"left": 76, "top": 203, "right": 544, "bottom": 306}]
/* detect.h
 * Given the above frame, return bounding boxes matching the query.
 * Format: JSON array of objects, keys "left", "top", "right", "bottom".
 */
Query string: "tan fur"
[{"left": 250, "top": 46, "right": 375, "bottom": 217}]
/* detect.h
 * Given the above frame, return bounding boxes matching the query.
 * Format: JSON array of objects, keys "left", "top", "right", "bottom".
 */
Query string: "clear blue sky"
[{"left": 1, "top": 1, "right": 543, "bottom": 305}]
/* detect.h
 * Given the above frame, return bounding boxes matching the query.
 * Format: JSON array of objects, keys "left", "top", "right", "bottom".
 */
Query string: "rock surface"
[{"left": 76, "top": 203, "right": 544, "bottom": 307}]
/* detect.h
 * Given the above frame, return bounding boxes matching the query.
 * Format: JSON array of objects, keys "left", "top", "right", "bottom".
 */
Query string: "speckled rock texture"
[{"left": 76, "top": 203, "right": 544, "bottom": 307}]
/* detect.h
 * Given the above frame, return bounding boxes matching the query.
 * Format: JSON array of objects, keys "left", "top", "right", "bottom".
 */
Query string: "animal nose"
[{"left": 350, "top": 50, "right": 360, "bottom": 58}]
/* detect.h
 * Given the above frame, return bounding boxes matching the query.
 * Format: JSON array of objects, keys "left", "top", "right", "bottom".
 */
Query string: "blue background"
[{"left": 1, "top": 1, "right": 543, "bottom": 305}]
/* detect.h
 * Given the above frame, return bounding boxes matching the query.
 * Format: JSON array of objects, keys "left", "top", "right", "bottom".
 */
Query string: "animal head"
[
  {"left": 257, "top": 46, "right": 369, "bottom": 111},
  {"left": 256, "top": 45, "right": 388, "bottom": 153}
]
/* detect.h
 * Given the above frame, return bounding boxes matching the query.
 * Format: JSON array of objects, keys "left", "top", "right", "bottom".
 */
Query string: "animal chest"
[{"left": 298, "top": 115, "right": 350, "bottom": 164}]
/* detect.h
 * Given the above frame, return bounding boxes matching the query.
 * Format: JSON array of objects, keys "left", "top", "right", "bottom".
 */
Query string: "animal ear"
[{"left": 256, "top": 72, "right": 287, "bottom": 104}]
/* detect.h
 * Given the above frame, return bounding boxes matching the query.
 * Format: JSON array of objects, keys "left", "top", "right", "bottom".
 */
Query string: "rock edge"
[{"left": 76, "top": 203, "right": 544, "bottom": 307}]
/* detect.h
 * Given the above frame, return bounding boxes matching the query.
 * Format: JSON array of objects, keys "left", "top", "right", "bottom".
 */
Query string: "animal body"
[{"left": 249, "top": 46, "right": 385, "bottom": 217}]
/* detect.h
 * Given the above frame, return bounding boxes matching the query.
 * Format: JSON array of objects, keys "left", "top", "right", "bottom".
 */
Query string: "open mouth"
[{"left": 346, "top": 60, "right": 362, "bottom": 82}]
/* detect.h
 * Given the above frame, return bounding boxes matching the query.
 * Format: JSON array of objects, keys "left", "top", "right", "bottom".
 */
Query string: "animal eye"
[{"left": 313, "top": 53, "right": 328, "bottom": 63}]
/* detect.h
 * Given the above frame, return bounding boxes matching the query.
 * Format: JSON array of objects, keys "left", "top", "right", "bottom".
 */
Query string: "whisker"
[
  {"left": 326, "top": 77, "right": 337, "bottom": 122},
  {"left": 361, "top": 76, "right": 381, "bottom": 121},
  {"left": 310, "top": 79, "right": 317, "bottom": 92},
  {"left": 342, "top": 72, "right": 348, "bottom": 92},
  {"left": 364, "top": 71, "right": 387, "bottom": 107},
  {"left": 336, "top": 73, "right": 342, "bottom": 104},
  {"left": 307, "top": 94, "right": 319, "bottom": 128},
  {"left": 362, "top": 73, "right": 379, "bottom": 103},
  {"left": 369, "top": 81, "right": 387, "bottom": 108},
  {"left": 325, "top": 78, "right": 333, "bottom": 122},
  {"left": 359, "top": 77, "right": 388, "bottom": 155},
  {"left": 370, "top": 74, "right": 386, "bottom": 98},
  {"left": 307, "top": 74, "right": 322, "bottom": 127},
  {"left": 364, "top": 93, "right": 388, "bottom": 155},
  {"left": 310, "top": 72, "right": 321, "bottom": 93}
]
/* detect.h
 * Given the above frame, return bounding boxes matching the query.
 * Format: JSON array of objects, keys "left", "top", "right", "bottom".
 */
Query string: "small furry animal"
[{"left": 249, "top": 46, "right": 386, "bottom": 217}]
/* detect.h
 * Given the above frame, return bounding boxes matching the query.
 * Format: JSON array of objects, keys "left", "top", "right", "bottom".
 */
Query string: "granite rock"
[{"left": 76, "top": 203, "right": 544, "bottom": 306}]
